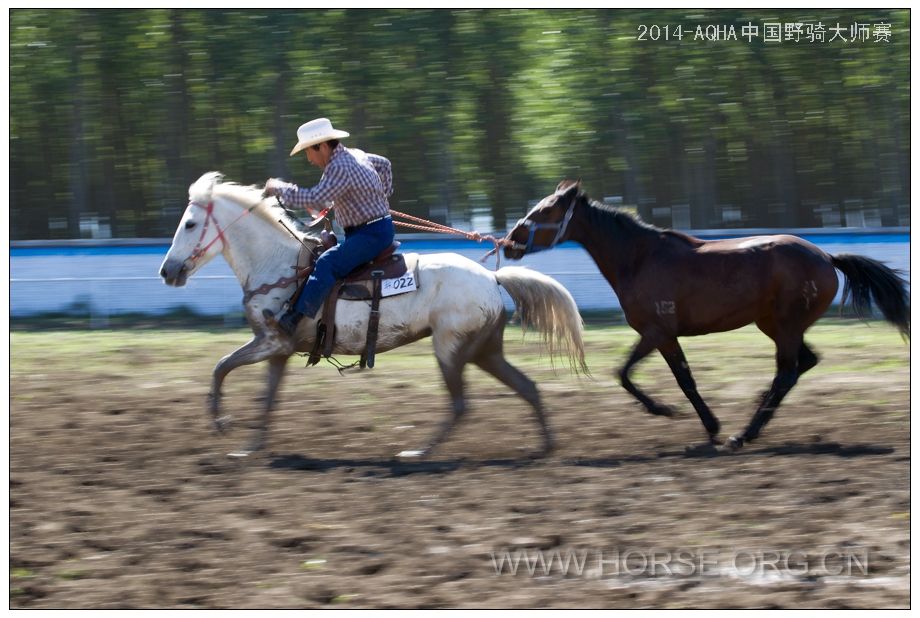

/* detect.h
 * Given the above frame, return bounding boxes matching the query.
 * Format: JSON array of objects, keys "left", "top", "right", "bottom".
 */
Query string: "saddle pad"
[{"left": 337, "top": 254, "right": 420, "bottom": 301}]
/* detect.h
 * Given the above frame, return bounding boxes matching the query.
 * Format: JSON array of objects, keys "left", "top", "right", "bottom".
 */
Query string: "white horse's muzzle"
[{"left": 159, "top": 258, "right": 190, "bottom": 287}]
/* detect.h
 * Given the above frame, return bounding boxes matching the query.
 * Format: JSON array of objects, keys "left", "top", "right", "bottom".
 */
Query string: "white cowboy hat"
[{"left": 289, "top": 118, "right": 350, "bottom": 156}]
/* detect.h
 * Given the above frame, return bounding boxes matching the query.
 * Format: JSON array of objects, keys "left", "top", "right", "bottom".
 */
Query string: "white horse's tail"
[{"left": 495, "top": 266, "right": 588, "bottom": 373}]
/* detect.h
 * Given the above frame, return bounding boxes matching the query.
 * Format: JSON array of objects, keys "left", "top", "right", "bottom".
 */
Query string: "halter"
[{"left": 507, "top": 197, "right": 577, "bottom": 254}]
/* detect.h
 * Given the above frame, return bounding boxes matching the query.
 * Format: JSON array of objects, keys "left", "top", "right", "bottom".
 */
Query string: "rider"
[{"left": 263, "top": 118, "right": 395, "bottom": 337}]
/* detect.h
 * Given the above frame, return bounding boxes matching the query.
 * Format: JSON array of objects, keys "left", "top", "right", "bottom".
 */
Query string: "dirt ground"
[{"left": 10, "top": 323, "right": 910, "bottom": 608}]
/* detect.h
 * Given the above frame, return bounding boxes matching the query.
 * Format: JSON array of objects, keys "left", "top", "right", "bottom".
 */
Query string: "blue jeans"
[{"left": 293, "top": 216, "right": 395, "bottom": 318}]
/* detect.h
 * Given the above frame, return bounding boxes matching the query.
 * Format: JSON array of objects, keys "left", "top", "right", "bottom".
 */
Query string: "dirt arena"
[{"left": 10, "top": 322, "right": 909, "bottom": 608}]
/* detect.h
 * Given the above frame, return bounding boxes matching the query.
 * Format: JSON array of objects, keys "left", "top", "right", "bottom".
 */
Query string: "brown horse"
[{"left": 504, "top": 180, "right": 909, "bottom": 450}]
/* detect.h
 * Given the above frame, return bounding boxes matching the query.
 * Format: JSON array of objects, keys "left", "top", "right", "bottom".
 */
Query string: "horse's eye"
[{"left": 185, "top": 220, "right": 196, "bottom": 230}]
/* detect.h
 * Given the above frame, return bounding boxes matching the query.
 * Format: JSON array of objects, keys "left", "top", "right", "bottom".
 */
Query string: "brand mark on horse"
[{"left": 655, "top": 300, "right": 676, "bottom": 315}]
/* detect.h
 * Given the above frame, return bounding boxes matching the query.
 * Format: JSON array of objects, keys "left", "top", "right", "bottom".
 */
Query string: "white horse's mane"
[{"left": 189, "top": 171, "right": 317, "bottom": 242}]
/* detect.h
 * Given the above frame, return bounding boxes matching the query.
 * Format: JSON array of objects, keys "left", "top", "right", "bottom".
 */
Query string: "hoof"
[
  {"left": 227, "top": 441, "right": 264, "bottom": 458},
  {"left": 212, "top": 415, "right": 232, "bottom": 434},
  {"left": 647, "top": 404, "right": 677, "bottom": 418},
  {"left": 684, "top": 442, "right": 720, "bottom": 457},
  {"left": 397, "top": 449, "right": 427, "bottom": 459},
  {"left": 724, "top": 435, "right": 745, "bottom": 452},
  {"left": 709, "top": 434, "right": 723, "bottom": 446}
]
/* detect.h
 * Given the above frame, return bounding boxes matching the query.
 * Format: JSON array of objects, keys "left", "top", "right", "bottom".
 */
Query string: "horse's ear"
[
  {"left": 556, "top": 179, "right": 581, "bottom": 200},
  {"left": 190, "top": 171, "right": 223, "bottom": 203},
  {"left": 556, "top": 178, "right": 581, "bottom": 193}
]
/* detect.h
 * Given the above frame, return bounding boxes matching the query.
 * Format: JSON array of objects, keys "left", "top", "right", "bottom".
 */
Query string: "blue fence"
[{"left": 10, "top": 230, "right": 909, "bottom": 320}]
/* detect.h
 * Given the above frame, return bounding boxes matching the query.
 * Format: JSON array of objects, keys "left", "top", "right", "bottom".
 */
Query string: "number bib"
[{"left": 380, "top": 272, "right": 418, "bottom": 297}]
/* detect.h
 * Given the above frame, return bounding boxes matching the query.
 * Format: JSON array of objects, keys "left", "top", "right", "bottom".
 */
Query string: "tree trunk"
[
  {"left": 67, "top": 31, "right": 88, "bottom": 237},
  {"left": 165, "top": 10, "right": 192, "bottom": 217}
]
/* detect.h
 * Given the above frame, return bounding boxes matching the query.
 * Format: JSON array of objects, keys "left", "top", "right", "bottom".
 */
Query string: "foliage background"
[{"left": 9, "top": 9, "right": 909, "bottom": 239}]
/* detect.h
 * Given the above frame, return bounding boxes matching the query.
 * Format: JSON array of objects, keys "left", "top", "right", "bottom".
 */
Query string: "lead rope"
[{"left": 388, "top": 209, "right": 511, "bottom": 270}]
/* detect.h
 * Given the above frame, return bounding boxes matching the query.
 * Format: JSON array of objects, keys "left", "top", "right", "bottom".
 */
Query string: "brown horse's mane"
[{"left": 580, "top": 194, "right": 704, "bottom": 247}]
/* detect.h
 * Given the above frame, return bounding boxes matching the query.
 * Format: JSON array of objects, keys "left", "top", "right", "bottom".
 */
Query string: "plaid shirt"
[{"left": 276, "top": 144, "right": 393, "bottom": 229}]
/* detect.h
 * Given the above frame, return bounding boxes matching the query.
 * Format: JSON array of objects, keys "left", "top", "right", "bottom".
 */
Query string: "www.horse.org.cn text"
[
  {"left": 489, "top": 547, "right": 871, "bottom": 580},
  {"left": 635, "top": 22, "right": 892, "bottom": 43}
]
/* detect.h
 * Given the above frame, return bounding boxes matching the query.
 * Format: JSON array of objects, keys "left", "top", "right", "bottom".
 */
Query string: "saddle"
[{"left": 293, "top": 230, "right": 419, "bottom": 369}]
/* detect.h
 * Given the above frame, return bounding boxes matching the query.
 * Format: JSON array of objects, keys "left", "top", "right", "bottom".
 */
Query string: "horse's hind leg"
[
  {"left": 399, "top": 357, "right": 468, "bottom": 459},
  {"left": 474, "top": 319, "right": 551, "bottom": 454},
  {"left": 475, "top": 351, "right": 553, "bottom": 456},
  {"left": 797, "top": 342, "right": 819, "bottom": 376},
  {"left": 730, "top": 332, "right": 803, "bottom": 450},
  {"left": 402, "top": 317, "right": 503, "bottom": 458}
]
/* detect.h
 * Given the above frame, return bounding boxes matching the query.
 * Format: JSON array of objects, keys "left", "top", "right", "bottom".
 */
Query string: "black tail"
[{"left": 832, "top": 254, "right": 910, "bottom": 339}]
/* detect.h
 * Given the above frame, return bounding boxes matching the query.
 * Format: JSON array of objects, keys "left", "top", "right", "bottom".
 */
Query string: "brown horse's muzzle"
[
  {"left": 503, "top": 245, "right": 526, "bottom": 261},
  {"left": 502, "top": 227, "right": 528, "bottom": 260}
]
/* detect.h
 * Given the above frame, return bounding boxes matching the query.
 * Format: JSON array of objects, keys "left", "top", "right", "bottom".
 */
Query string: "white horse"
[{"left": 159, "top": 172, "right": 586, "bottom": 458}]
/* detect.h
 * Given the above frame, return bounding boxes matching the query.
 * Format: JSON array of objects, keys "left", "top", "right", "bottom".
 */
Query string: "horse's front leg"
[
  {"left": 657, "top": 339, "right": 721, "bottom": 444},
  {"left": 227, "top": 355, "right": 289, "bottom": 458},
  {"left": 208, "top": 334, "right": 288, "bottom": 433},
  {"left": 618, "top": 335, "right": 677, "bottom": 417}
]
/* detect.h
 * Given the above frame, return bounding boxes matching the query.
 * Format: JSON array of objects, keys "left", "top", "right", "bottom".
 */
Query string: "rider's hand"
[{"left": 262, "top": 178, "right": 286, "bottom": 198}]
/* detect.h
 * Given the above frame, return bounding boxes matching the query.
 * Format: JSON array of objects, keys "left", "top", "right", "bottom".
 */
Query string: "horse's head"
[
  {"left": 503, "top": 180, "right": 581, "bottom": 260},
  {"left": 159, "top": 172, "right": 228, "bottom": 287}
]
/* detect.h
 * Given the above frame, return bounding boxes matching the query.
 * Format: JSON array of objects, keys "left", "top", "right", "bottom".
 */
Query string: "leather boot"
[{"left": 277, "top": 309, "right": 305, "bottom": 337}]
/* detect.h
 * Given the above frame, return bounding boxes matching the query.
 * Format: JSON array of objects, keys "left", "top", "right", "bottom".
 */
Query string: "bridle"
[
  {"left": 506, "top": 196, "right": 577, "bottom": 254},
  {"left": 184, "top": 199, "right": 259, "bottom": 265},
  {"left": 184, "top": 201, "right": 224, "bottom": 265},
  {"left": 182, "top": 195, "right": 317, "bottom": 305}
]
